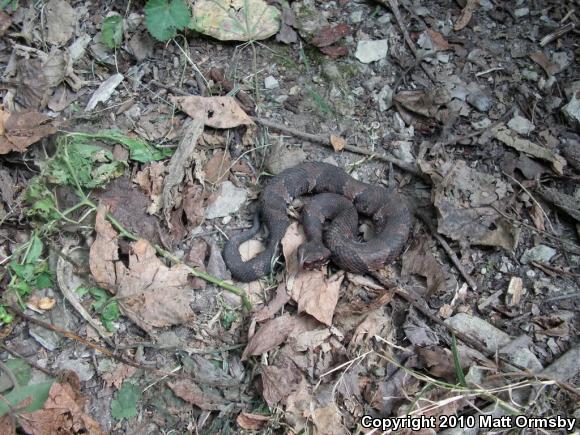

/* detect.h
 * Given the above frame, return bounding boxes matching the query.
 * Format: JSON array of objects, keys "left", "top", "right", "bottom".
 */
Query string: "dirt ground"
[{"left": 0, "top": 0, "right": 578, "bottom": 433}]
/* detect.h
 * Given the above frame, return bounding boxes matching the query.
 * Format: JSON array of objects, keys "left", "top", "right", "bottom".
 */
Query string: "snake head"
[{"left": 298, "top": 242, "right": 331, "bottom": 270}]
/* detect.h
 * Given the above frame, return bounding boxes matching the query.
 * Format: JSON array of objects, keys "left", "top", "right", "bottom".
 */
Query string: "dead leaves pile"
[{"left": 89, "top": 205, "right": 197, "bottom": 335}]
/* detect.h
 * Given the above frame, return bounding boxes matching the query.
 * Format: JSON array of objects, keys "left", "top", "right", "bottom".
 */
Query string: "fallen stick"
[
  {"left": 252, "top": 117, "right": 427, "bottom": 180},
  {"left": 375, "top": 0, "right": 437, "bottom": 83}
]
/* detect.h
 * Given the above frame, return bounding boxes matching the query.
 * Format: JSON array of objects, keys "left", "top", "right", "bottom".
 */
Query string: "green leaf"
[
  {"left": 0, "top": 381, "right": 54, "bottom": 418},
  {"left": 35, "top": 271, "right": 53, "bottom": 289},
  {"left": 0, "top": 359, "right": 32, "bottom": 393},
  {"left": 111, "top": 382, "right": 141, "bottom": 420},
  {"left": 0, "top": 306, "right": 14, "bottom": 324},
  {"left": 89, "top": 287, "right": 110, "bottom": 311},
  {"left": 102, "top": 15, "right": 124, "bottom": 49},
  {"left": 145, "top": 0, "right": 191, "bottom": 41},
  {"left": 101, "top": 301, "right": 120, "bottom": 332},
  {"left": 27, "top": 235, "right": 43, "bottom": 263},
  {"left": 76, "top": 286, "right": 90, "bottom": 297}
]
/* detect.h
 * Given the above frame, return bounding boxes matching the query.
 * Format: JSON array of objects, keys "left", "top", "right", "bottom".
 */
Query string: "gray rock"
[
  {"left": 350, "top": 10, "right": 363, "bottom": 23},
  {"left": 377, "top": 85, "right": 393, "bottom": 112},
  {"left": 514, "top": 7, "right": 529, "bottom": 17},
  {"left": 264, "top": 76, "right": 279, "bottom": 90},
  {"left": 507, "top": 114, "right": 535, "bottom": 135},
  {"left": 266, "top": 145, "right": 306, "bottom": 174},
  {"left": 445, "top": 313, "right": 512, "bottom": 352},
  {"left": 520, "top": 244, "right": 557, "bottom": 264},
  {"left": 355, "top": 39, "right": 389, "bottom": 63},
  {"left": 205, "top": 181, "right": 247, "bottom": 219},
  {"left": 552, "top": 51, "right": 570, "bottom": 73},
  {"left": 467, "top": 91, "right": 493, "bottom": 112},
  {"left": 59, "top": 358, "right": 95, "bottom": 381},
  {"left": 392, "top": 140, "right": 414, "bottom": 163},
  {"left": 562, "top": 91, "right": 580, "bottom": 128}
]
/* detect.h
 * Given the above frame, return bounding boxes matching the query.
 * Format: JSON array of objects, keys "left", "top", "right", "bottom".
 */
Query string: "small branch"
[
  {"left": 540, "top": 22, "right": 575, "bottom": 47},
  {"left": 0, "top": 345, "right": 55, "bottom": 377},
  {"left": 252, "top": 117, "right": 427, "bottom": 181},
  {"left": 375, "top": 0, "right": 437, "bottom": 83},
  {"left": 416, "top": 212, "right": 478, "bottom": 291}
]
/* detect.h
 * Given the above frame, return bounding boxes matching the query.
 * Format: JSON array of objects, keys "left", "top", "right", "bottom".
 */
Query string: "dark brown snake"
[{"left": 223, "top": 162, "right": 412, "bottom": 282}]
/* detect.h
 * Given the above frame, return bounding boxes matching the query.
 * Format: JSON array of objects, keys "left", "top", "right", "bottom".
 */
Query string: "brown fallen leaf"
[
  {"left": 167, "top": 379, "right": 228, "bottom": 411},
  {"left": 89, "top": 205, "right": 119, "bottom": 290},
  {"left": 0, "top": 10, "right": 11, "bottom": 37},
  {"left": 261, "top": 356, "right": 304, "bottom": 407},
  {"left": 254, "top": 282, "right": 291, "bottom": 322},
  {"left": 311, "top": 403, "right": 346, "bottom": 435},
  {"left": 491, "top": 124, "right": 566, "bottom": 174},
  {"left": 241, "top": 313, "right": 297, "bottom": 360},
  {"left": 0, "top": 110, "right": 58, "bottom": 154},
  {"left": 18, "top": 381, "right": 105, "bottom": 435},
  {"left": 505, "top": 277, "right": 525, "bottom": 306},
  {"left": 26, "top": 296, "right": 56, "bottom": 312},
  {"left": 454, "top": 0, "right": 479, "bottom": 31},
  {"left": 319, "top": 45, "right": 348, "bottom": 58},
  {"left": 311, "top": 23, "right": 350, "bottom": 47},
  {"left": 171, "top": 95, "right": 255, "bottom": 129},
  {"left": 203, "top": 150, "right": 231, "bottom": 184},
  {"left": 282, "top": 223, "right": 343, "bottom": 326},
  {"left": 102, "top": 364, "right": 137, "bottom": 390},
  {"left": 529, "top": 52, "right": 559, "bottom": 76},
  {"left": 132, "top": 161, "right": 166, "bottom": 214},
  {"left": 426, "top": 28, "right": 451, "bottom": 51},
  {"left": 330, "top": 134, "right": 346, "bottom": 152},
  {"left": 402, "top": 241, "right": 457, "bottom": 297},
  {"left": 236, "top": 412, "right": 270, "bottom": 430},
  {"left": 90, "top": 205, "right": 197, "bottom": 334},
  {"left": 530, "top": 202, "right": 545, "bottom": 231}
]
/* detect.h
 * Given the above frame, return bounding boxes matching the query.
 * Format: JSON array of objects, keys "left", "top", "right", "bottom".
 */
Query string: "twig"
[
  {"left": 491, "top": 205, "right": 580, "bottom": 255},
  {"left": 7, "top": 307, "right": 177, "bottom": 376},
  {"left": 0, "top": 359, "right": 20, "bottom": 392},
  {"left": 0, "top": 345, "right": 55, "bottom": 377},
  {"left": 540, "top": 22, "right": 575, "bottom": 47},
  {"left": 252, "top": 117, "right": 427, "bottom": 181},
  {"left": 415, "top": 212, "right": 478, "bottom": 290},
  {"left": 375, "top": 0, "right": 436, "bottom": 83},
  {"left": 369, "top": 273, "right": 530, "bottom": 373},
  {"left": 439, "top": 106, "right": 516, "bottom": 147}
]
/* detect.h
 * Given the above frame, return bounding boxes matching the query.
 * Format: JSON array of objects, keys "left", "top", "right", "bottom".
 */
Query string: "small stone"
[
  {"left": 355, "top": 39, "right": 389, "bottom": 63},
  {"left": 526, "top": 270, "right": 536, "bottom": 278},
  {"left": 414, "top": 6, "right": 429, "bottom": 16},
  {"left": 467, "top": 91, "right": 493, "bottom": 112},
  {"left": 520, "top": 244, "right": 557, "bottom": 264},
  {"left": 222, "top": 216, "right": 232, "bottom": 225},
  {"left": 508, "top": 114, "right": 535, "bottom": 135},
  {"left": 377, "top": 14, "right": 391, "bottom": 24},
  {"left": 521, "top": 69, "right": 539, "bottom": 81},
  {"left": 552, "top": 52, "right": 570, "bottom": 73},
  {"left": 391, "top": 140, "right": 414, "bottom": 163},
  {"left": 59, "top": 359, "right": 95, "bottom": 382},
  {"left": 377, "top": 85, "right": 393, "bottom": 111},
  {"left": 479, "top": 0, "right": 494, "bottom": 10},
  {"left": 265, "top": 145, "right": 306, "bottom": 174},
  {"left": 436, "top": 53, "right": 450, "bottom": 63},
  {"left": 514, "top": 7, "right": 529, "bottom": 17},
  {"left": 350, "top": 10, "right": 363, "bottom": 23},
  {"left": 472, "top": 118, "right": 492, "bottom": 129},
  {"left": 264, "top": 76, "right": 279, "bottom": 90},
  {"left": 562, "top": 92, "right": 580, "bottom": 128},
  {"left": 205, "top": 181, "right": 247, "bottom": 219}
]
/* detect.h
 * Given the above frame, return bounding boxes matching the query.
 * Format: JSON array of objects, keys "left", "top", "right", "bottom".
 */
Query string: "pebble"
[
  {"left": 350, "top": 10, "right": 363, "bottom": 23},
  {"left": 204, "top": 181, "right": 247, "bottom": 219},
  {"left": 508, "top": 114, "right": 535, "bottom": 135},
  {"left": 520, "top": 244, "right": 557, "bottom": 264},
  {"left": 264, "top": 76, "right": 279, "bottom": 90},
  {"left": 562, "top": 92, "right": 580, "bottom": 128},
  {"left": 377, "top": 85, "right": 393, "bottom": 111},
  {"left": 514, "top": 7, "right": 529, "bottom": 17},
  {"left": 467, "top": 91, "right": 493, "bottom": 112},
  {"left": 355, "top": 39, "right": 389, "bottom": 63}
]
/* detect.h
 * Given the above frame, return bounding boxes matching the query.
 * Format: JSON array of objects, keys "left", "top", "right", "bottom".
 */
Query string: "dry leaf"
[
  {"left": 402, "top": 241, "right": 457, "bottom": 296},
  {"left": 530, "top": 203, "right": 545, "bottom": 231},
  {"left": 236, "top": 413, "right": 270, "bottom": 430},
  {"left": 0, "top": 110, "right": 57, "bottom": 154},
  {"left": 168, "top": 379, "right": 228, "bottom": 411},
  {"left": 102, "top": 364, "right": 137, "bottom": 390},
  {"left": 330, "top": 134, "right": 346, "bottom": 151},
  {"left": 282, "top": 223, "right": 343, "bottom": 325},
  {"left": 426, "top": 28, "right": 450, "bottom": 51},
  {"left": 171, "top": 95, "right": 255, "bottom": 129},
  {"left": 529, "top": 52, "right": 559, "bottom": 76},
  {"left": 89, "top": 205, "right": 119, "bottom": 290},
  {"left": 203, "top": 150, "right": 231, "bottom": 184},
  {"left": 90, "top": 205, "right": 197, "bottom": 333},
  {"left": 454, "top": 0, "right": 479, "bottom": 31},
  {"left": 505, "top": 277, "right": 525, "bottom": 306},
  {"left": 311, "top": 403, "right": 346, "bottom": 435},
  {"left": 311, "top": 24, "right": 350, "bottom": 48},
  {"left": 492, "top": 124, "right": 566, "bottom": 174},
  {"left": 27, "top": 296, "right": 56, "bottom": 311},
  {"left": 254, "top": 282, "right": 291, "bottom": 322},
  {"left": 242, "top": 314, "right": 297, "bottom": 360},
  {"left": 261, "top": 356, "right": 303, "bottom": 407},
  {"left": 19, "top": 382, "right": 105, "bottom": 435}
]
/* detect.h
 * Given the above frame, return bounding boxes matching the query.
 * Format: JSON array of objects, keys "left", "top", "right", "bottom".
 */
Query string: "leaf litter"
[{"left": 2, "top": 0, "right": 579, "bottom": 433}]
